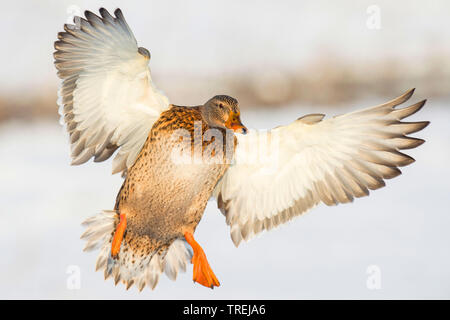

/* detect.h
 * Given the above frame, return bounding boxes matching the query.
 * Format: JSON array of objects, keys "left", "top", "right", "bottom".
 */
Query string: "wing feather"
[
  {"left": 214, "top": 89, "right": 429, "bottom": 246},
  {"left": 54, "top": 8, "right": 169, "bottom": 174}
]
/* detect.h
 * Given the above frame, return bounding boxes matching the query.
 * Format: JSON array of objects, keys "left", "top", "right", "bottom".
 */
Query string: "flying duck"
[{"left": 54, "top": 8, "right": 429, "bottom": 290}]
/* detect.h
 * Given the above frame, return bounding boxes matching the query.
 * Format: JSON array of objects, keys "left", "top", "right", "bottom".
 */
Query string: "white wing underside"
[
  {"left": 214, "top": 89, "right": 428, "bottom": 246},
  {"left": 54, "top": 8, "right": 169, "bottom": 174}
]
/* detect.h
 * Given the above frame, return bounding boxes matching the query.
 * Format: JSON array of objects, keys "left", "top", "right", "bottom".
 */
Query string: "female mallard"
[{"left": 54, "top": 8, "right": 429, "bottom": 290}]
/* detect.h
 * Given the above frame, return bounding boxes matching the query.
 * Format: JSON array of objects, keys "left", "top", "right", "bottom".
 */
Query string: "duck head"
[{"left": 201, "top": 95, "right": 248, "bottom": 134}]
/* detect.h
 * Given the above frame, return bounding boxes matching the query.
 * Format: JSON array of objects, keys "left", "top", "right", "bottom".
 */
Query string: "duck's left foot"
[
  {"left": 184, "top": 231, "right": 220, "bottom": 289},
  {"left": 111, "top": 213, "right": 127, "bottom": 258}
]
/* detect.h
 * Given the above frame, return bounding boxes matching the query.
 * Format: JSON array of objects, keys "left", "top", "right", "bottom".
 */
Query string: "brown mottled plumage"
[{"left": 115, "top": 105, "right": 234, "bottom": 259}]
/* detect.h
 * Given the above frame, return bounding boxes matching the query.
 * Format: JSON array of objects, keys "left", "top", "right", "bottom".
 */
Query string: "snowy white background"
[{"left": 0, "top": 0, "right": 449, "bottom": 299}]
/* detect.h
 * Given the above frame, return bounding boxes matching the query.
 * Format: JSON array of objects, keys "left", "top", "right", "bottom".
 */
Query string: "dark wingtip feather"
[
  {"left": 405, "top": 88, "right": 415, "bottom": 99},
  {"left": 413, "top": 121, "right": 431, "bottom": 133},
  {"left": 395, "top": 88, "right": 415, "bottom": 106},
  {"left": 85, "top": 10, "right": 102, "bottom": 22},
  {"left": 385, "top": 167, "right": 402, "bottom": 179},
  {"left": 57, "top": 32, "right": 66, "bottom": 40},
  {"left": 419, "top": 99, "right": 427, "bottom": 108},
  {"left": 114, "top": 8, "right": 123, "bottom": 19},
  {"left": 64, "top": 22, "right": 77, "bottom": 32},
  {"left": 84, "top": 10, "right": 93, "bottom": 18},
  {"left": 397, "top": 88, "right": 415, "bottom": 105},
  {"left": 397, "top": 152, "right": 416, "bottom": 167},
  {"left": 99, "top": 7, "right": 112, "bottom": 18},
  {"left": 73, "top": 15, "right": 82, "bottom": 26},
  {"left": 399, "top": 137, "right": 426, "bottom": 150},
  {"left": 126, "top": 280, "right": 134, "bottom": 290},
  {"left": 414, "top": 138, "right": 426, "bottom": 148}
]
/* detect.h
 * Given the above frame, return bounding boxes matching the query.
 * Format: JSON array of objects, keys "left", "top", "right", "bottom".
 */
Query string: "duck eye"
[{"left": 218, "top": 103, "right": 225, "bottom": 109}]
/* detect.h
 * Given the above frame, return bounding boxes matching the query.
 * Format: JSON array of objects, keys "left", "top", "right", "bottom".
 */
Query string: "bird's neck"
[{"left": 199, "top": 105, "right": 225, "bottom": 130}]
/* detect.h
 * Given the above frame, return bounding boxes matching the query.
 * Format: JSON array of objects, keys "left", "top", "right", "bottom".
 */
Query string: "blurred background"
[{"left": 1, "top": 0, "right": 449, "bottom": 299}]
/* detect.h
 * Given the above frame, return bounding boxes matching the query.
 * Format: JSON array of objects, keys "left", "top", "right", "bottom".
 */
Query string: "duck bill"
[{"left": 225, "top": 113, "right": 248, "bottom": 134}]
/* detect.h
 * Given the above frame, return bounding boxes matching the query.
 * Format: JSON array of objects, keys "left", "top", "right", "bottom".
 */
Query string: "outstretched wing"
[
  {"left": 54, "top": 8, "right": 169, "bottom": 174},
  {"left": 213, "top": 89, "right": 429, "bottom": 246}
]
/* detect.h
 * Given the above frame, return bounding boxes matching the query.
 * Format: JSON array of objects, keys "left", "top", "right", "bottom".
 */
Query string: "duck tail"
[{"left": 80, "top": 210, "right": 193, "bottom": 291}]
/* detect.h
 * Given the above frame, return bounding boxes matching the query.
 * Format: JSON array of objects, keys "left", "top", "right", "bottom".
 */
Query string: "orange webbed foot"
[
  {"left": 184, "top": 232, "right": 220, "bottom": 289},
  {"left": 111, "top": 213, "right": 127, "bottom": 258}
]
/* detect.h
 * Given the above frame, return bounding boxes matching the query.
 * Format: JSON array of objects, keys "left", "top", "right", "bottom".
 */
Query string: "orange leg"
[
  {"left": 184, "top": 232, "right": 220, "bottom": 289},
  {"left": 111, "top": 213, "right": 127, "bottom": 258}
]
